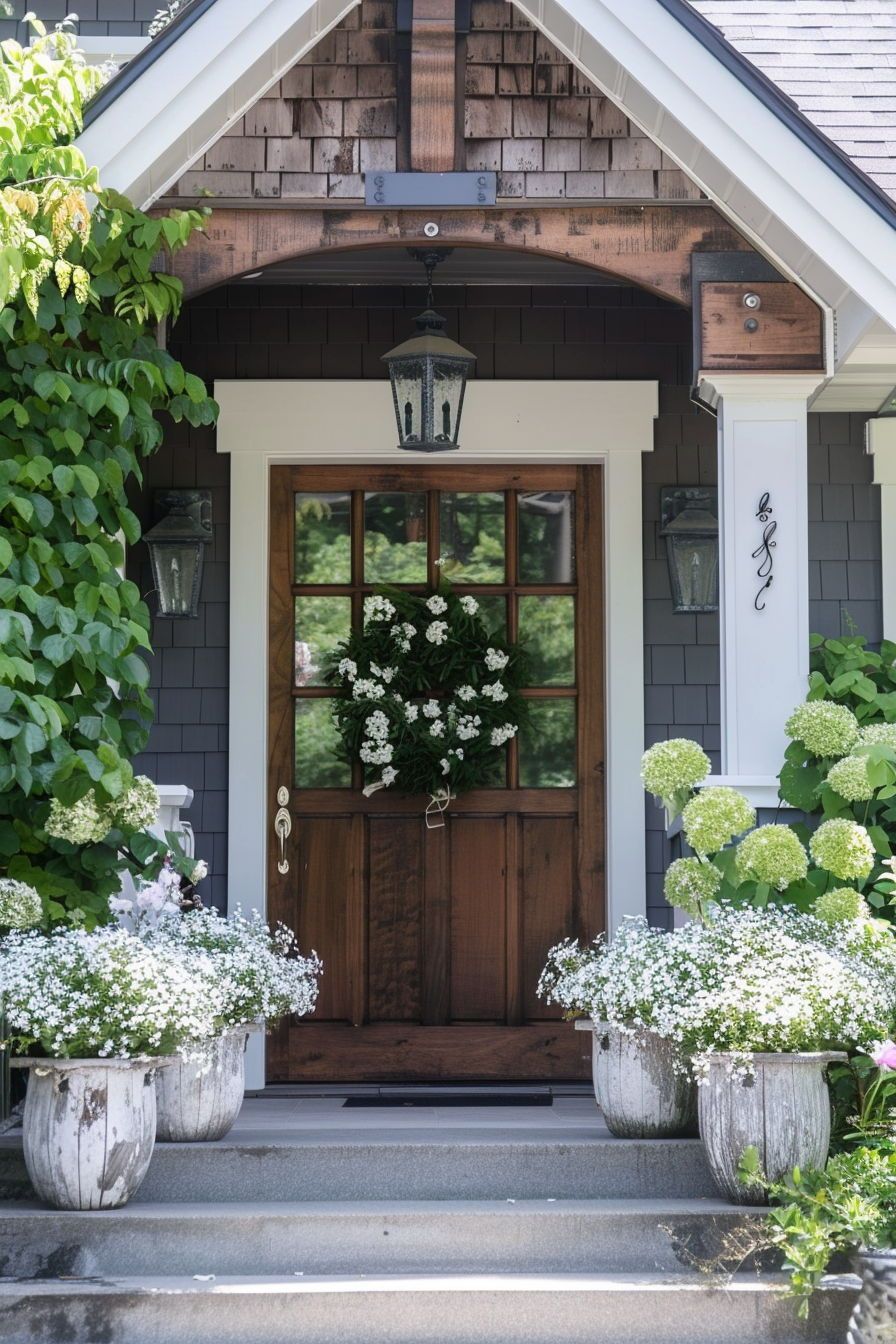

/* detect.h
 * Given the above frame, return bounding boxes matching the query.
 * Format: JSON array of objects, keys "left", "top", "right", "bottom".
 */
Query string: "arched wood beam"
[{"left": 169, "top": 204, "right": 752, "bottom": 306}]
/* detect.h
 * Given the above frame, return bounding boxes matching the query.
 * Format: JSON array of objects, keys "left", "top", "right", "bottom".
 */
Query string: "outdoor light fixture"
[
  {"left": 382, "top": 248, "right": 476, "bottom": 452},
  {"left": 660, "top": 487, "right": 719, "bottom": 614},
  {"left": 144, "top": 489, "right": 212, "bottom": 619}
]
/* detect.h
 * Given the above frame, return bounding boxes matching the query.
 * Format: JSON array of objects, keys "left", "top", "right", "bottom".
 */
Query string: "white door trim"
[{"left": 215, "top": 378, "right": 657, "bottom": 1086}]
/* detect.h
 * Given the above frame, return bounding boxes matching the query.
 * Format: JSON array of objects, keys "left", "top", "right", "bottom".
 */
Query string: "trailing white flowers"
[
  {"left": 539, "top": 906, "right": 896, "bottom": 1081},
  {"left": 142, "top": 907, "right": 321, "bottom": 1028},
  {"left": 0, "top": 925, "right": 226, "bottom": 1058}
]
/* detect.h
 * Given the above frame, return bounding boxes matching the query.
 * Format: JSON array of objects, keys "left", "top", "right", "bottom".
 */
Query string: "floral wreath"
[{"left": 328, "top": 586, "right": 529, "bottom": 819}]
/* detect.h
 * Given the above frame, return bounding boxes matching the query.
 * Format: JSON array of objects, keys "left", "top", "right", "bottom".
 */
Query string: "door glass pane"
[
  {"left": 438, "top": 492, "right": 505, "bottom": 583},
  {"left": 294, "top": 700, "right": 351, "bottom": 787},
  {"left": 519, "top": 596, "right": 575, "bottom": 686},
  {"left": 473, "top": 594, "right": 507, "bottom": 639},
  {"left": 519, "top": 699, "right": 576, "bottom": 787},
  {"left": 518, "top": 491, "right": 575, "bottom": 583},
  {"left": 295, "top": 596, "right": 351, "bottom": 687},
  {"left": 365, "top": 492, "right": 427, "bottom": 584},
  {"left": 294, "top": 492, "right": 351, "bottom": 584}
]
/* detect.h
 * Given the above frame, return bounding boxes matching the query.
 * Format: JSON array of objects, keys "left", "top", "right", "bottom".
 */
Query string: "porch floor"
[{"left": 180, "top": 1093, "right": 612, "bottom": 1145}]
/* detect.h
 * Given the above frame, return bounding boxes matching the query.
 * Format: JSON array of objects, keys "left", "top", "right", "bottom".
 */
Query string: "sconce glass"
[
  {"left": 659, "top": 487, "right": 719, "bottom": 614},
  {"left": 144, "top": 489, "right": 212, "bottom": 619}
]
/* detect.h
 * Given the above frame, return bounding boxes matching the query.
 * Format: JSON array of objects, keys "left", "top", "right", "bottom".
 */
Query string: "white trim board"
[{"left": 215, "top": 378, "right": 658, "bottom": 1088}]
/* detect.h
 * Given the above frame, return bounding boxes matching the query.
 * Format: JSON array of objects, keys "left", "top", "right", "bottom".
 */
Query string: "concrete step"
[
  {"left": 0, "top": 1198, "right": 769, "bottom": 1279},
  {"left": 0, "top": 1272, "right": 858, "bottom": 1344},
  {"left": 0, "top": 1135, "right": 717, "bottom": 1203}
]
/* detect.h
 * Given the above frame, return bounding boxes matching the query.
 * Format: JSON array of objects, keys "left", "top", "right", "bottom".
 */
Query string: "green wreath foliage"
[{"left": 328, "top": 586, "right": 530, "bottom": 799}]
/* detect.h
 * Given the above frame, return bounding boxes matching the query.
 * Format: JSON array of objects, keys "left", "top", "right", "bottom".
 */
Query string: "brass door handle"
[{"left": 274, "top": 786, "right": 291, "bottom": 875}]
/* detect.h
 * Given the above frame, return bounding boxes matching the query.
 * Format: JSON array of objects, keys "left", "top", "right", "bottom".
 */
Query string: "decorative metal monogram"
[{"left": 752, "top": 492, "right": 776, "bottom": 612}]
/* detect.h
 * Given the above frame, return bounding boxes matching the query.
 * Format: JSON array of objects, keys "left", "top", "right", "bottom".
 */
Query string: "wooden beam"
[
  {"left": 170, "top": 204, "right": 752, "bottom": 306},
  {"left": 699, "top": 280, "right": 824, "bottom": 371},
  {"left": 411, "top": 0, "right": 456, "bottom": 172}
]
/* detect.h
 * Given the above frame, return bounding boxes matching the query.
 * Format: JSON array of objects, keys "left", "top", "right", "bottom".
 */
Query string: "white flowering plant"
[
  {"left": 539, "top": 906, "right": 896, "bottom": 1081},
  {"left": 327, "top": 584, "right": 530, "bottom": 800},
  {"left": 142, "top": 907, "right": 321, "bottom": 1028},
  {"left": 0, "top": 925, "right": 226, "bottom": 1058}
]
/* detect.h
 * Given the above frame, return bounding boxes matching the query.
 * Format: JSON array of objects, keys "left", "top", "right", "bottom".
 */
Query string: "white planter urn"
[
  {"left": 848, "top": 1249, "right": 896, "bottom": 1344},
  {"left": 575, "top": 1020, "right": 697, "bottom": 1138},
  {"left": 14, "top": 1057, "right": 160, "bottom": 1210},
  {"left": 155, "top": 1025, "right": 253, "bottom": 1142},
  {"left": 698, "top": 1051, "right": 847, "bottom": 1204}
]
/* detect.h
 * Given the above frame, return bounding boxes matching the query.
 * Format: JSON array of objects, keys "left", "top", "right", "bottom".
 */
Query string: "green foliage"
[
  {"left": 781, "top": 634, "right": 896, "bottom": 918},
  {"left": 766, "top": 1146, "right": 896, "bottom": 1314},
  {"left": 0, "top": 22, "right": 217, "bottom": 924}
]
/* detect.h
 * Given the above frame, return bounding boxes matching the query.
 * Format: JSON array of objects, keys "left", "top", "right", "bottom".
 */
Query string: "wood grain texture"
[
  {"left": 450, "top": 816, "right": 507, "bottom": 1021},
  {"left": 411, "top": 0, "right": 456, "bottom": 172},
  {"left": 368, "top": 816, "right": 423, "bottom": 1022},
  {"left": 699, "top": 281, "right": 824, "bottom": 371},
  {"left": 170, "top": 205, "right": 751, "bottom": 306},
  {"left": 281, "top": 1022, "right": 590, "bottom": 1081}
]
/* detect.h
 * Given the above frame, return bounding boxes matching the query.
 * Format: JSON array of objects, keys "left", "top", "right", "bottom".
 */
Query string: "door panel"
[{"left": 268, "top": 464, "right": 604, "bottom": 1082}]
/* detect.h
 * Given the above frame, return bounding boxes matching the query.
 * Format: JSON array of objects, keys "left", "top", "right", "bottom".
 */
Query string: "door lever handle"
[{"left": 274, "top": 786, "right": 291, "bottom": 875}]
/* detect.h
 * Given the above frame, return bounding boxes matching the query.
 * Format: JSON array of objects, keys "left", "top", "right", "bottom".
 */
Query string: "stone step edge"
[
  {"left": 0, "top": 1271, "right": 861, "bottom": 1295},
  {"left": 0, "top": 1197, "right": 762, "bottom": 1220}
]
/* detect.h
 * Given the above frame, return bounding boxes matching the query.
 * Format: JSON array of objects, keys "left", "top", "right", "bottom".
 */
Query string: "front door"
[{"left": 267, "top": 464, "right": 604, "bottom": 1082}]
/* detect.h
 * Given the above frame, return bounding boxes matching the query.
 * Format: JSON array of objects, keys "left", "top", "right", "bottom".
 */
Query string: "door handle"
[{"left": 274, "top": 786, "right": 292, "bottom": 875}]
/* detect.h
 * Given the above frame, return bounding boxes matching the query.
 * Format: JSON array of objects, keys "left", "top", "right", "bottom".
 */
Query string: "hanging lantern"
[
  {"left": 659, "top": 487, "right": 719, "bottom": 614},
  {"left": 144, "top": 489, "right": 212, "bottom": 619},
  {"left": 382, "top": 249, "right": 476, "bottom": 452}
]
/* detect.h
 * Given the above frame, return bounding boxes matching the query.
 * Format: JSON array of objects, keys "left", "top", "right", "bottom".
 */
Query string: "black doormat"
[{"left": 343, "top": 1093, "right": 553, "bottom": 1108}]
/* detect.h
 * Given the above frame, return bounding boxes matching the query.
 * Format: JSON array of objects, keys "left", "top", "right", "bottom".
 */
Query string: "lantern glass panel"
[
  {"left": 433, "top": 359, "right": 466, "bottom": 447},
  {"left": 150, "top": 542, "right": 203, "bottom": 619},
  {"left": 391, "top": 358, "right": 426, "bottom": 447},
  {"left": 665, "top": 534, "right": 719, "bottom": 613}
]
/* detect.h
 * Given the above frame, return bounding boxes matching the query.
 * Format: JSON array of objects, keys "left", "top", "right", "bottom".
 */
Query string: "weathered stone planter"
[
  {"left": 575, "top": 1019, "right": 698, "bottom": 1138},
  {"left": 698, "top": 1051, "right": 847, "bottom": 1204},
  {"left": 155, "top": 1025, "right": 253, "bottom": 1143},
  {"left": 847, "top": 1249, "right": 896, "bottom": 1344},
  {"left": 13, "top": 1057, "right": 159, "bottom": 1210}
]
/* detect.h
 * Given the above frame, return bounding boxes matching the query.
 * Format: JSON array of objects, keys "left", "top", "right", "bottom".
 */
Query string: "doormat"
[{"left": 342, "top": 1094, "right": 553, "bottom": 1108}]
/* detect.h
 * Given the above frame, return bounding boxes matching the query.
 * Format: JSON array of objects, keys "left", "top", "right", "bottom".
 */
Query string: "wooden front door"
[{"left": 267, "top": 465, "right": 604, "bottom": 1082}]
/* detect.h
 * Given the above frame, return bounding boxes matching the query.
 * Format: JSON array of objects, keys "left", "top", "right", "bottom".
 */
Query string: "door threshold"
[{"left": 248, "top": 1082, "right": 592, "bottom": 1099}]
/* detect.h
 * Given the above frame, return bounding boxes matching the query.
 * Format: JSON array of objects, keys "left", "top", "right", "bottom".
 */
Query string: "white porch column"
[
  {"left": 866, "top": 418, "right": 896, "bottom": 642},
  {"left": 698, "top": 374, "right": 825, "bottom": 805}
]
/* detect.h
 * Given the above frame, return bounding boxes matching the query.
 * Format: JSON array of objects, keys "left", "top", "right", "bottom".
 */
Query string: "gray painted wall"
[{"left": 0, "top": 0, "right": 160, "bottom": 41}]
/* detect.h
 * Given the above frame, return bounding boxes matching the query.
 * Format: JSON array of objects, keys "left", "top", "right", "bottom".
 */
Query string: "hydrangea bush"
[
  {"left": 640, "top": 631, "right": 896, "bottom": 920},
  {"left": 539, "top": 906, "right": 896, "bottom": 1080},
  {"left": 0, "top": 925, "right": 225, "bottom": 1057}
]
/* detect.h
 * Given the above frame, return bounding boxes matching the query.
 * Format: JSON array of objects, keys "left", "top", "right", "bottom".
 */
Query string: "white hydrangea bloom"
[
  {"left": 426, "top": 595, "right": 448, "bottom": 614},
  {"left": 422, "top": 699, "right": 442, "bottom": 719},
  {"left": 481, "top": 682, "right": 508, "bottom": 703},
  {"left": 456, "top": 714, "right": 482, "bottom": 740},
  {"left": 404, "top": 703, "right": 419, "bottom": 723},
  {"left": 338, "top": 658, "right": 358, "bottom": 683},
  {"left": 429, "top": 720, "right": 445, "bottom": 737},
  {"left": 485, "top": 647, "right": 509, "bottom": 672},
  {"left": 352, "top": 679, "right": 386, "bottom": 701},
  {"left": 456, "top": 685, "right": 476, "bottom": 702},
  {"left": 490, "top": 723, "right": 517, "bottom": 746},
  {"left": 459, "top": 596, "right": 479, "bottom": 615}
]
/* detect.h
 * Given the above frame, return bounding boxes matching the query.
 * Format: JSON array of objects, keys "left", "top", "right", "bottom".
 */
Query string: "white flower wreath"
[{"left": 328, "top": 586, "right": 529, "bottom": 814}]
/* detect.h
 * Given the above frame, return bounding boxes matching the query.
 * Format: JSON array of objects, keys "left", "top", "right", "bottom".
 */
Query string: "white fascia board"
[
  {"left": 514, "top": 0, "right": 896, "bottom": 332},
  {"left": 76, "top": 0, "right": 360, "bottom": 208}
]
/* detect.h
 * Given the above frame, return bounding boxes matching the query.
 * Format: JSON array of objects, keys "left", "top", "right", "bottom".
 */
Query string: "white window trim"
[
  {"left": 215, "top": 378, "right": 657, "bottom": 1088},
  {"left": 867, "top": 417, "right": 896, "bottom": 643}
]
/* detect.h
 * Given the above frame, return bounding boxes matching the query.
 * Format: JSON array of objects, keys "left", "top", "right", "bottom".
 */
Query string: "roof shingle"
[{"left": 689, "top": 0, "right": 896, "bottom": 197}]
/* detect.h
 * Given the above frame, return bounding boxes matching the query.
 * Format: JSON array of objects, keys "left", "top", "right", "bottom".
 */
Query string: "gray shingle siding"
[
  {"left": 0, "top": 0, "right": 155, "bottom": 41},
  {"left": 130, "top": 282, "right": 881, "bottom": 928}
]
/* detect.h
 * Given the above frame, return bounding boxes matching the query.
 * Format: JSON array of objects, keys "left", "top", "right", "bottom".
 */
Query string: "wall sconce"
[
  {"left": 144, "top": 489, "right": 212, "bottom": 619},
  {"left": 659, "top": 487, "right": 719, "bottom": 614}
]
